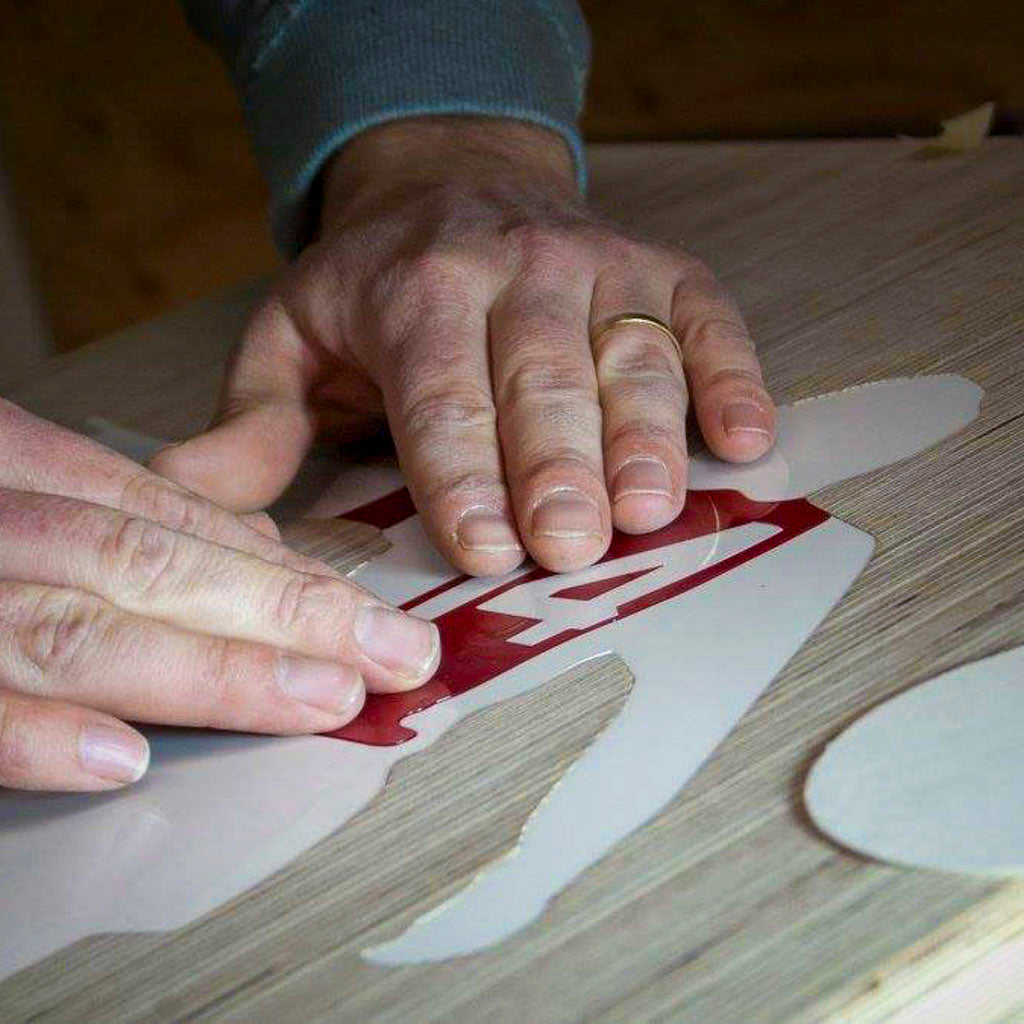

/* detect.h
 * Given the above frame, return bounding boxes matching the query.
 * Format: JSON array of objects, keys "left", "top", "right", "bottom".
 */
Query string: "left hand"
[{"left": 153, "top": 117, "right": 775, "bottom": 575}]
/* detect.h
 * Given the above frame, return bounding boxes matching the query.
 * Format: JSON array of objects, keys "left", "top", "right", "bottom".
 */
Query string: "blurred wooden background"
[{"left": 0, "top": 0, "right": 1021, "bottom": 353}]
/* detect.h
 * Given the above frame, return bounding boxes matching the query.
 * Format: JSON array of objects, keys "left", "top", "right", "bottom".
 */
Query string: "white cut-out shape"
[
  {"left": 688, "top": 375, "right": 982, "bottom": 500},
  {"left": 0, "top": 374, "right": 980, "bottom": 983},
  {"left": 805, "top": 646, "right": 1024, "bottom": 876},
  {"left": 0, "top": 513, "right": 814, "bottom": 982},
  {"left": 365, "top": 518, "right": 873, "bottom": 964},
  {"left": 0, "top": 732, "right": 405, "bottom": 981},
  {"left": 353, "top": 513, "right": 459, "bottom": 602}
]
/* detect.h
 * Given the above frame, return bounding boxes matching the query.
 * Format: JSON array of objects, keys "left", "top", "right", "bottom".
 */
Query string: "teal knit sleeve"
[{"left": 183, "top": 1, "right": 591, "bottom": 256}]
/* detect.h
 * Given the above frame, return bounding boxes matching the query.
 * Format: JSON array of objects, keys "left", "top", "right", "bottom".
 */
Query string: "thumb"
[
  {"left": 150, "top": 299, "right": 316, "bottom": 512},
  {"left": 149, "top": 399, "right": 315, "bottom": 512}
]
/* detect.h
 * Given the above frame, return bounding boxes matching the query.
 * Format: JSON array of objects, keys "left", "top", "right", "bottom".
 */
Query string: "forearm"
[{"left": 183, "top": 0, "right": 591, "bottom": 254}]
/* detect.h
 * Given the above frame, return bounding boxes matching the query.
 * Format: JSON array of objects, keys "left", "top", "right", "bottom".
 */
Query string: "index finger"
[
  {"left": 0, "top": 401, "right": 335, "bottom": 579},
  {"left": 0, "top": 490, "right": 440, "bottom": 694}
]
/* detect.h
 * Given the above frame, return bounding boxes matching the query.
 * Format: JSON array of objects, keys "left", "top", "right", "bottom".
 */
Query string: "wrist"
[{"left": 321, "top": 116, "right": 580, "bottom": 228}]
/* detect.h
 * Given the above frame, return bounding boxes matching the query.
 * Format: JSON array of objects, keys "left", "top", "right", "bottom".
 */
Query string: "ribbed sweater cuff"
[{"left": 235, "top": 0, "right": 590, "bottom": 256}]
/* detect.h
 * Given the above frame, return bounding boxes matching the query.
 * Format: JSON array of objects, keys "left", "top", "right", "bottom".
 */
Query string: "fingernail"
[
  {"left": 79, "top": 726, "right": 150, "bottom": 784},
  {"left": 723, "top": 401, "right": 771, "bottom": 437},
  {"left": 355, "top": 605, "right": 440, "bottom": 681},
  {"left": 612, "top": 457, "right": 672, "bottom": 503},
  {"left": 455, "top": 509, "right": 522, "bottom": 553},
  {"left": 279, "top": 656, "right": 365, "bottom": 715},
  {"left": 532, "top": 489, "right": 602, "bottom": 539}
]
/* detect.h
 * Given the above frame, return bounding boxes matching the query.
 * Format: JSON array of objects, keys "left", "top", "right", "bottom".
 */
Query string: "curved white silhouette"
[{"left": 0, "top": 375, "right": 981, "bottom": 978}]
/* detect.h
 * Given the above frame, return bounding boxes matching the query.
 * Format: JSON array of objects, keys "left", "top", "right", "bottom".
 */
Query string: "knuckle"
[
  {"left": 119, "top": 473, "right": 211, "bottom": 537},
  {"left": 390, "top": 336, "right": 475, "bottom": 395},
  {"left": 507, "top": 224, "right": 575, "bottom": 270},
  {"left": 361, "top": 261, "right": 407, "bottom": 329},
  {"left": 17, "top": 590, "right": 104, "bottom": 681},
  {"left": 271, "top": 573, "right": 342, "bottom": 639},
  {"left": 603, "top": 372, "right": 686, "bottom": 414},
  {"left": 684, "top": 316, "right": 755, "bottom": 358},
  {"left": 603, "top": 236, "right": 652, "bottom": 269},
  {"left": 189, "top": 635, "right": 239, "bottom": 724},
  {"left": 402, "top": 250, "right": 473, "bottom": 297},
  {"left": 595, "top": 330, "right": 681, "bottom": 379},
  {"left": 504, "top": 303, "right": 578, "bottom": 348},
  {"left": 678, "top": 256, "right": 719, "bottom": 292},
  {"left": 500, "top": 355, "right": 597, "bottom": 408},
  {"left": 605, "top": 419, "right": 685, "bottom": 455},
  {"left": 400, "top": 386, "right": 496, "bottom": 444},
  {"left": 591, "top": 235, "right": 670, "bottom": 281},
  {"left": 700, "top": 365, "right": 767, "bottom": 395},
  {"left": 366, "top": 255, "right": 477, "bottom": 349},
  {"left": 0, "top": 489, "right": 47, "bottom": 538},
  {"left": 246, "top": 511, "right": 280, "bottom": 541},
  {"left": 421, "top": 470, "right": 503, "bottom": 508},
  {"left": 521, "top": 450, "right": 602, "bottom": 490},
  {"left": 103, "top": 515, "right": 181, "bottom": 598}
]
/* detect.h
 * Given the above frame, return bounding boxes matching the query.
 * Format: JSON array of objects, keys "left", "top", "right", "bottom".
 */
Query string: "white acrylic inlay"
[
  {"left": 365, "top": 518, "right": 872, "bottom": 964},
  {"left": 806, "top": 646, "right": 1024, "bottom": 876},
  {"left": 0, "top": 374, "right": 981, "bottom": 979},
  {"left": 688, "top": 375, "right": 982, "bottom": 500}
]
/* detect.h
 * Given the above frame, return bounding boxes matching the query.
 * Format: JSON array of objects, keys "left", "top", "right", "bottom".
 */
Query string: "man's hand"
[
  {"left": 0, "top": 400, "right": 439, "bottom": 791},
  {"left": 153, "top": 117, "right": 775, "bottom": 576}
]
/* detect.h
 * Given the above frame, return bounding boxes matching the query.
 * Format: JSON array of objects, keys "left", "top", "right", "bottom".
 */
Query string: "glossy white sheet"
[
  {"left": 365, "top": 516, "right": 872, "bottom": 963},
  {"left": 806, "top": 646, "right": 1024, "bottom": 876},
  {"left": 0, "top": 374, "right": 981, "bottom": 978},
  {"left": 688, "top": 375, "right": 982, "bottom": 500}
]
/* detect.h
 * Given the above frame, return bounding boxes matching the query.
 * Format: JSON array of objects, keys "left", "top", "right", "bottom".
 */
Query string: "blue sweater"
[{"left": 183, "top": 1, "right": 591, "bottom": 255}]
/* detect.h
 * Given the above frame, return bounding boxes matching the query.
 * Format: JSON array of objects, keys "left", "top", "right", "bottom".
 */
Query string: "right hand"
[{"left": 0, "top": 399, "right": 439, "bottom": 793}]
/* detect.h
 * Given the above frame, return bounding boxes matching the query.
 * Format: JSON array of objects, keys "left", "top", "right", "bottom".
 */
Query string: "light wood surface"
[{"left": 2, "top": 139, "right": 1024, "bottom": 1023}]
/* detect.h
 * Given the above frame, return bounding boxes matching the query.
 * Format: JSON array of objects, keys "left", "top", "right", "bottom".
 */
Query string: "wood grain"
[{"left": 2, "top": 139, "right": 1023, "bottom": 1023}]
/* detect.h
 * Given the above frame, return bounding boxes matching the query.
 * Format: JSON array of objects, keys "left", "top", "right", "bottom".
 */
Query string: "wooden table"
[{"left": 3, "top": 139, "right": 1024, "bottom": 1023}]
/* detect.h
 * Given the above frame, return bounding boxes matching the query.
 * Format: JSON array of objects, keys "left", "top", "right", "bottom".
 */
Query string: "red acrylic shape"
[{"left": 326, "top": 489, "right": 829, "bottom": 747}]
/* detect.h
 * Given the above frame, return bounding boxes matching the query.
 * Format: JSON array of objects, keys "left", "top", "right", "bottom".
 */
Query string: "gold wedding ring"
[{"left": 590, "top": 313, "right": 681, "bottom": 358}]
